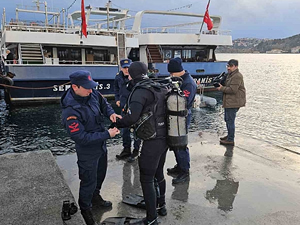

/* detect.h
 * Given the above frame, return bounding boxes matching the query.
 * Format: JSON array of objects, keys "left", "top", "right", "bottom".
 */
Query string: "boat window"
[
  {"left": 128, "top": 48, "right": 139, "bottom": 61},
  {"left": 43, "top": 46, "right": 53, "bottom": 58},
  {"left": 163, "top": 50, "right": 172, "bottom": 60},
  {"left": 86, "top": 49, "right": 109, "bottom": 64},
  {"left": 57, "top": 47, "right": 81, "bottom": 64},
  {"left": 174, "top": 50, "right": 181, "bottom": 58},
  {"left": 182, "top": 50, "right": 192, "bottom": 62},
  {"left": 191, "top": 49, "right": 208, "bottom": 62}
]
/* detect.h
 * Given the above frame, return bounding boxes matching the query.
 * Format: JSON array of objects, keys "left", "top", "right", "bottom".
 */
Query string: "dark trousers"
[
  {"left": 173, "top": 112, "right": 191, "bottom": 172},
  {"left": 77, "top": 152, "right": 107, "bottom": 210},
  {"left": 224, "top": 108, "right": 239, "bottom": 142},
  {"left": 122, "top": 111, "right": 141, "bottom": 150},
  {"left": 122, "top": 126, "right": 141, "bottom": 150},
  {"left": 139, "top": 138, "right": 168, "bottom": 222}
]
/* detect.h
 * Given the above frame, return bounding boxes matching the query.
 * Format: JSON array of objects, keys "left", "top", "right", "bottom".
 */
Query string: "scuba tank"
[
  {"left": 125, "top": 77, "right": 188, "bottom": 149},
  {"left": 166, "top": 79, "right": 188, "bottom": 150}
]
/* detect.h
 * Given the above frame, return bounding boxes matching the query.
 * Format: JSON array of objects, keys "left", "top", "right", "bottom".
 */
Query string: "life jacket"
[{"left": 127, "top": 79, "right": 171, "bottom": 141}]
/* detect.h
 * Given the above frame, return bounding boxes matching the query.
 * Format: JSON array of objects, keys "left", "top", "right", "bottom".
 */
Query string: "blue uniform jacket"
[
  {"left": 181, "top": 71, "right": 197, "bottom": 111},
  {"left": 114, "top": 71, "right": 130, "bottom": 108},
  {"left": 61, "top": 88, "right": 115, "bottom": 160}
]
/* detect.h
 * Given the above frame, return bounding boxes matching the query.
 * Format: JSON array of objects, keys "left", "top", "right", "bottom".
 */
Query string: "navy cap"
[
  {"left": 120, "top": 59, "right": 132, "bottom": 68},
  {"left": 69, "top": 70, "right": 98, "bottom": 89},
  {"left": 168, "top": 57, "right": 184, "bottom": 73}
]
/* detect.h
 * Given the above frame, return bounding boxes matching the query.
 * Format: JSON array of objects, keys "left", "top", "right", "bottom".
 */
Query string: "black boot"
[
  {"left": 116, "top": 147, "right": 131, "bottom": 159},
  {"left": 92, "top": 195, "right": 112, "bottom": 207},
  {"left": 81, "top": 209, "right": 98, "bottom": 225},
  {"left": 157, "top": 204, "right": 167, "bottom": 216},
  {"left": 128, "top": 148, "right": 139, "bottom": 162},
  {"left": 172, "top": 171, "right": 190, "bottom": 184},
  {"left": 167, "top": 164, "right": 181, "bottom": 175}
]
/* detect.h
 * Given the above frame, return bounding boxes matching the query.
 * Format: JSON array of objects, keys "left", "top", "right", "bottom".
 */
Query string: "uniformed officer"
[
  {"left": 114, "top": 62, "right": 168, "bottom": 225},
  {"left": 166, "top": 58, "right": 197, "bottom": 184},
  {"left": 61, "top": 70, "right": 121, "bottom": 225},
  {"left": 114, "top": 59, "right": 141, "bottom": 162}
]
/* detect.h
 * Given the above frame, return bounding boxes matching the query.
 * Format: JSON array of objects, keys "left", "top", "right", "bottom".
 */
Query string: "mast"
[
  {"left": 199, "top": 0, "right": 211, "bottom": 34},
  {"left": 106, "top": 0, "right": 111, "bottom": 31}
]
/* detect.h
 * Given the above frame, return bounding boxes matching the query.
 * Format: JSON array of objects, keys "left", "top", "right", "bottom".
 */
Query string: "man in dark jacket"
[
  {"left": 61, "top": 70, "right": 121, "bottom": 225},
  {"left": 166, "top": 58, "right": 197, "bottom": 184},
  {"left": 5, "top": 50, "right": 14, "bottom": 64},
  {"left": 114, "top": 61, "right": 168, "bottom": 225},
  {"left": 216, "top": 59, "right": 246, "bottom": 145},
  {"left": 114, "top": 59, "right": 141, "bottom": 162}
]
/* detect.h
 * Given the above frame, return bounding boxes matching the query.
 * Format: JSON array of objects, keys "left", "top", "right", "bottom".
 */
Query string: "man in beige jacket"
[{"left": 216, "top": 59, "right": 246, "bottom": 145}]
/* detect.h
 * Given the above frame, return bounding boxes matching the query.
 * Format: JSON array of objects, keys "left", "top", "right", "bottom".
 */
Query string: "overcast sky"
[{"left": 2, "top": 0, "right": 300, "bottom": 40}]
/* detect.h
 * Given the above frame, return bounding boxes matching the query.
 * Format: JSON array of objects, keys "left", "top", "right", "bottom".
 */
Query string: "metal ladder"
[{"left": 19, "top": 43, "right": 44, "bottom": 64}]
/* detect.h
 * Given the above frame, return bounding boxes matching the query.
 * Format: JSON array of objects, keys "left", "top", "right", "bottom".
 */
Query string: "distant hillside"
[{"left": 217, "top": 34, "right": 300, "bottom": 53}]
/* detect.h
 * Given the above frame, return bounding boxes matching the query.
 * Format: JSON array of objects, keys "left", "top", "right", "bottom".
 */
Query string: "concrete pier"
[
  {"left": 1, "top": 131, "right": 300, "bottom": 225},
  {"left": 0, "top": 151, "right": 85, "bottom": 225},
  {"left": 56, "top": 131, "right": 300, "bottom": 225}
]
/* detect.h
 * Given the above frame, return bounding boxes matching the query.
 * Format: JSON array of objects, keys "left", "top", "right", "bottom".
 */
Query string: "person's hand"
[
  {"left": 216, "top": 84, "right": 223, "bottom": 91},
  {"left": 110, "top": 113, "right": 122, "bottom": 123},
  {"left": 108, "top": 122, "right": 116, "bottom": 129},
  {"left": 116, "top": 101, "right": 120, "bottom": 107},
  {"left": 108, "top": 127, "right": 120, "bottom": 138}
]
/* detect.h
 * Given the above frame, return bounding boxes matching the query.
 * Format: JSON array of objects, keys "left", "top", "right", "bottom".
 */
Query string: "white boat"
[{"left": 0, "top": 1, "right": 232, "bottom": 105}]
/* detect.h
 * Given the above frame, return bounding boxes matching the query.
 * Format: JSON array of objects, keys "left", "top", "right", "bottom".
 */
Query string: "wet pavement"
[{"left": 56, "top": 131, "right": 300, "bottom": 225}]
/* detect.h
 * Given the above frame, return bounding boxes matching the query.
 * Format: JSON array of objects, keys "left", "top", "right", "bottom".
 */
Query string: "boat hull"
[
  {"left": 5, "top": 65, "right": 118, "bottom": 105},
  {"left": 4, "top": 61, "right": 226, "bottom": 105}
]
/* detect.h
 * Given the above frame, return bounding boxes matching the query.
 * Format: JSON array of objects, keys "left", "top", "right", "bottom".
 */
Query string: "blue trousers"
[
  {"left": 77, "top": 152, "right": 107, "bottom": 210},
  {"left": 224, "top": 108, "right": 239, "bottom": 142},
  {"left": 173, "top": 112, "right": 191, "bottom": 173}
]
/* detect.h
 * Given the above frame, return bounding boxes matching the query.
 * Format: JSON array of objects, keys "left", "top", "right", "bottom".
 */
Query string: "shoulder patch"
[
  {"left": 67, "top": 116, "right": 77, "bottom": 121},
  {"left": 183, "top": 90, "right": 191, "bottom": 97}
]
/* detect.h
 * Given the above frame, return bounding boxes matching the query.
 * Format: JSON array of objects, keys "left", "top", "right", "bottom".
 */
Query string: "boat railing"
[
  {"left": 57, "top": 60, "right": 117, "bottom": 65},
  {"left": 4, "top": 21, "right": 137, "bottom": 36},
  {"left": 141, "top": 27, "right": 231, "bottom": 36},
  {"left": 12, "top": 59, "right": 118, "bottom": 65}
]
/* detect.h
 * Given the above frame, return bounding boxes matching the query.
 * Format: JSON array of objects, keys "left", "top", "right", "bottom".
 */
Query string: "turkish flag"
[
  {"left": 81, "top": 0, "right": 87, "bottom": 38},
  {"left": 203, "top": 4, "right": 213, "bottom": 30}
]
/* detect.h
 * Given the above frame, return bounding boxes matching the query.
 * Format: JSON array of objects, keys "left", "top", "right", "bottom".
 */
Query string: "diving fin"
[
  {"left": 122, "top": 194, "right": 146, "bottom": 209},
  {"left": 101, "top": 217, "right": 137, "bottom": 225}
]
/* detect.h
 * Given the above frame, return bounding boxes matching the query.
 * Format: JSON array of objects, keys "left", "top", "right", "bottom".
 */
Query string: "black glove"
[{"left": 109, "top": 122, "right": 117, "bottom": 129}]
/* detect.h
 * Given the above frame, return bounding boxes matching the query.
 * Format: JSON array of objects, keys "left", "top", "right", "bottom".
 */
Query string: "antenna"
[{"left": 32, "top": 0, "right": 41, "bottom": 10}]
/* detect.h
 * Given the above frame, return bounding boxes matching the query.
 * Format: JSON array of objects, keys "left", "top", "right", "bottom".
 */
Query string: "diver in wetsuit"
[{"left": 115, "top": 61, "right": 168, "bottom": 225}]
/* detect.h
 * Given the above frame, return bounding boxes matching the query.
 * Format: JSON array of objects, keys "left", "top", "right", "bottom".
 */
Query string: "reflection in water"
[
  {"left": 115, "top": 161, "right": 141, "bottom": 216},
  {"left": 206, "top": 155, "right": 239, "bottom": 212},
  {"left": 171, "top": 179, "right": 190, "bottom": 202},
  {"left": 121, "top": 162, "right": 141, "bottom": 198},
  {"left": 92, "top": 202, "right": 112, "bottom": 223},
  {"left": 224, "top": 145, "right": 234, "bottom": 157}
]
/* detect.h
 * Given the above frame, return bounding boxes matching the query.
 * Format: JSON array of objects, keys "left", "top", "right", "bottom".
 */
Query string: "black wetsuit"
[{"left": 116, "top": 82, "right": 168, "bottom": 222}]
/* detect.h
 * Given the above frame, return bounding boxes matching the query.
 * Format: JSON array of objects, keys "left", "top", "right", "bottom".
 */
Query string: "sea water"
[{"left": 0, "top": 54, "right": 299, "bottom": 155}]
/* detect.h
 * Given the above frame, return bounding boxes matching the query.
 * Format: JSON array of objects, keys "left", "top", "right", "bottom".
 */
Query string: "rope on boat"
[{"left": 0, "top": 81, "right": 71, "bottom": 90}]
